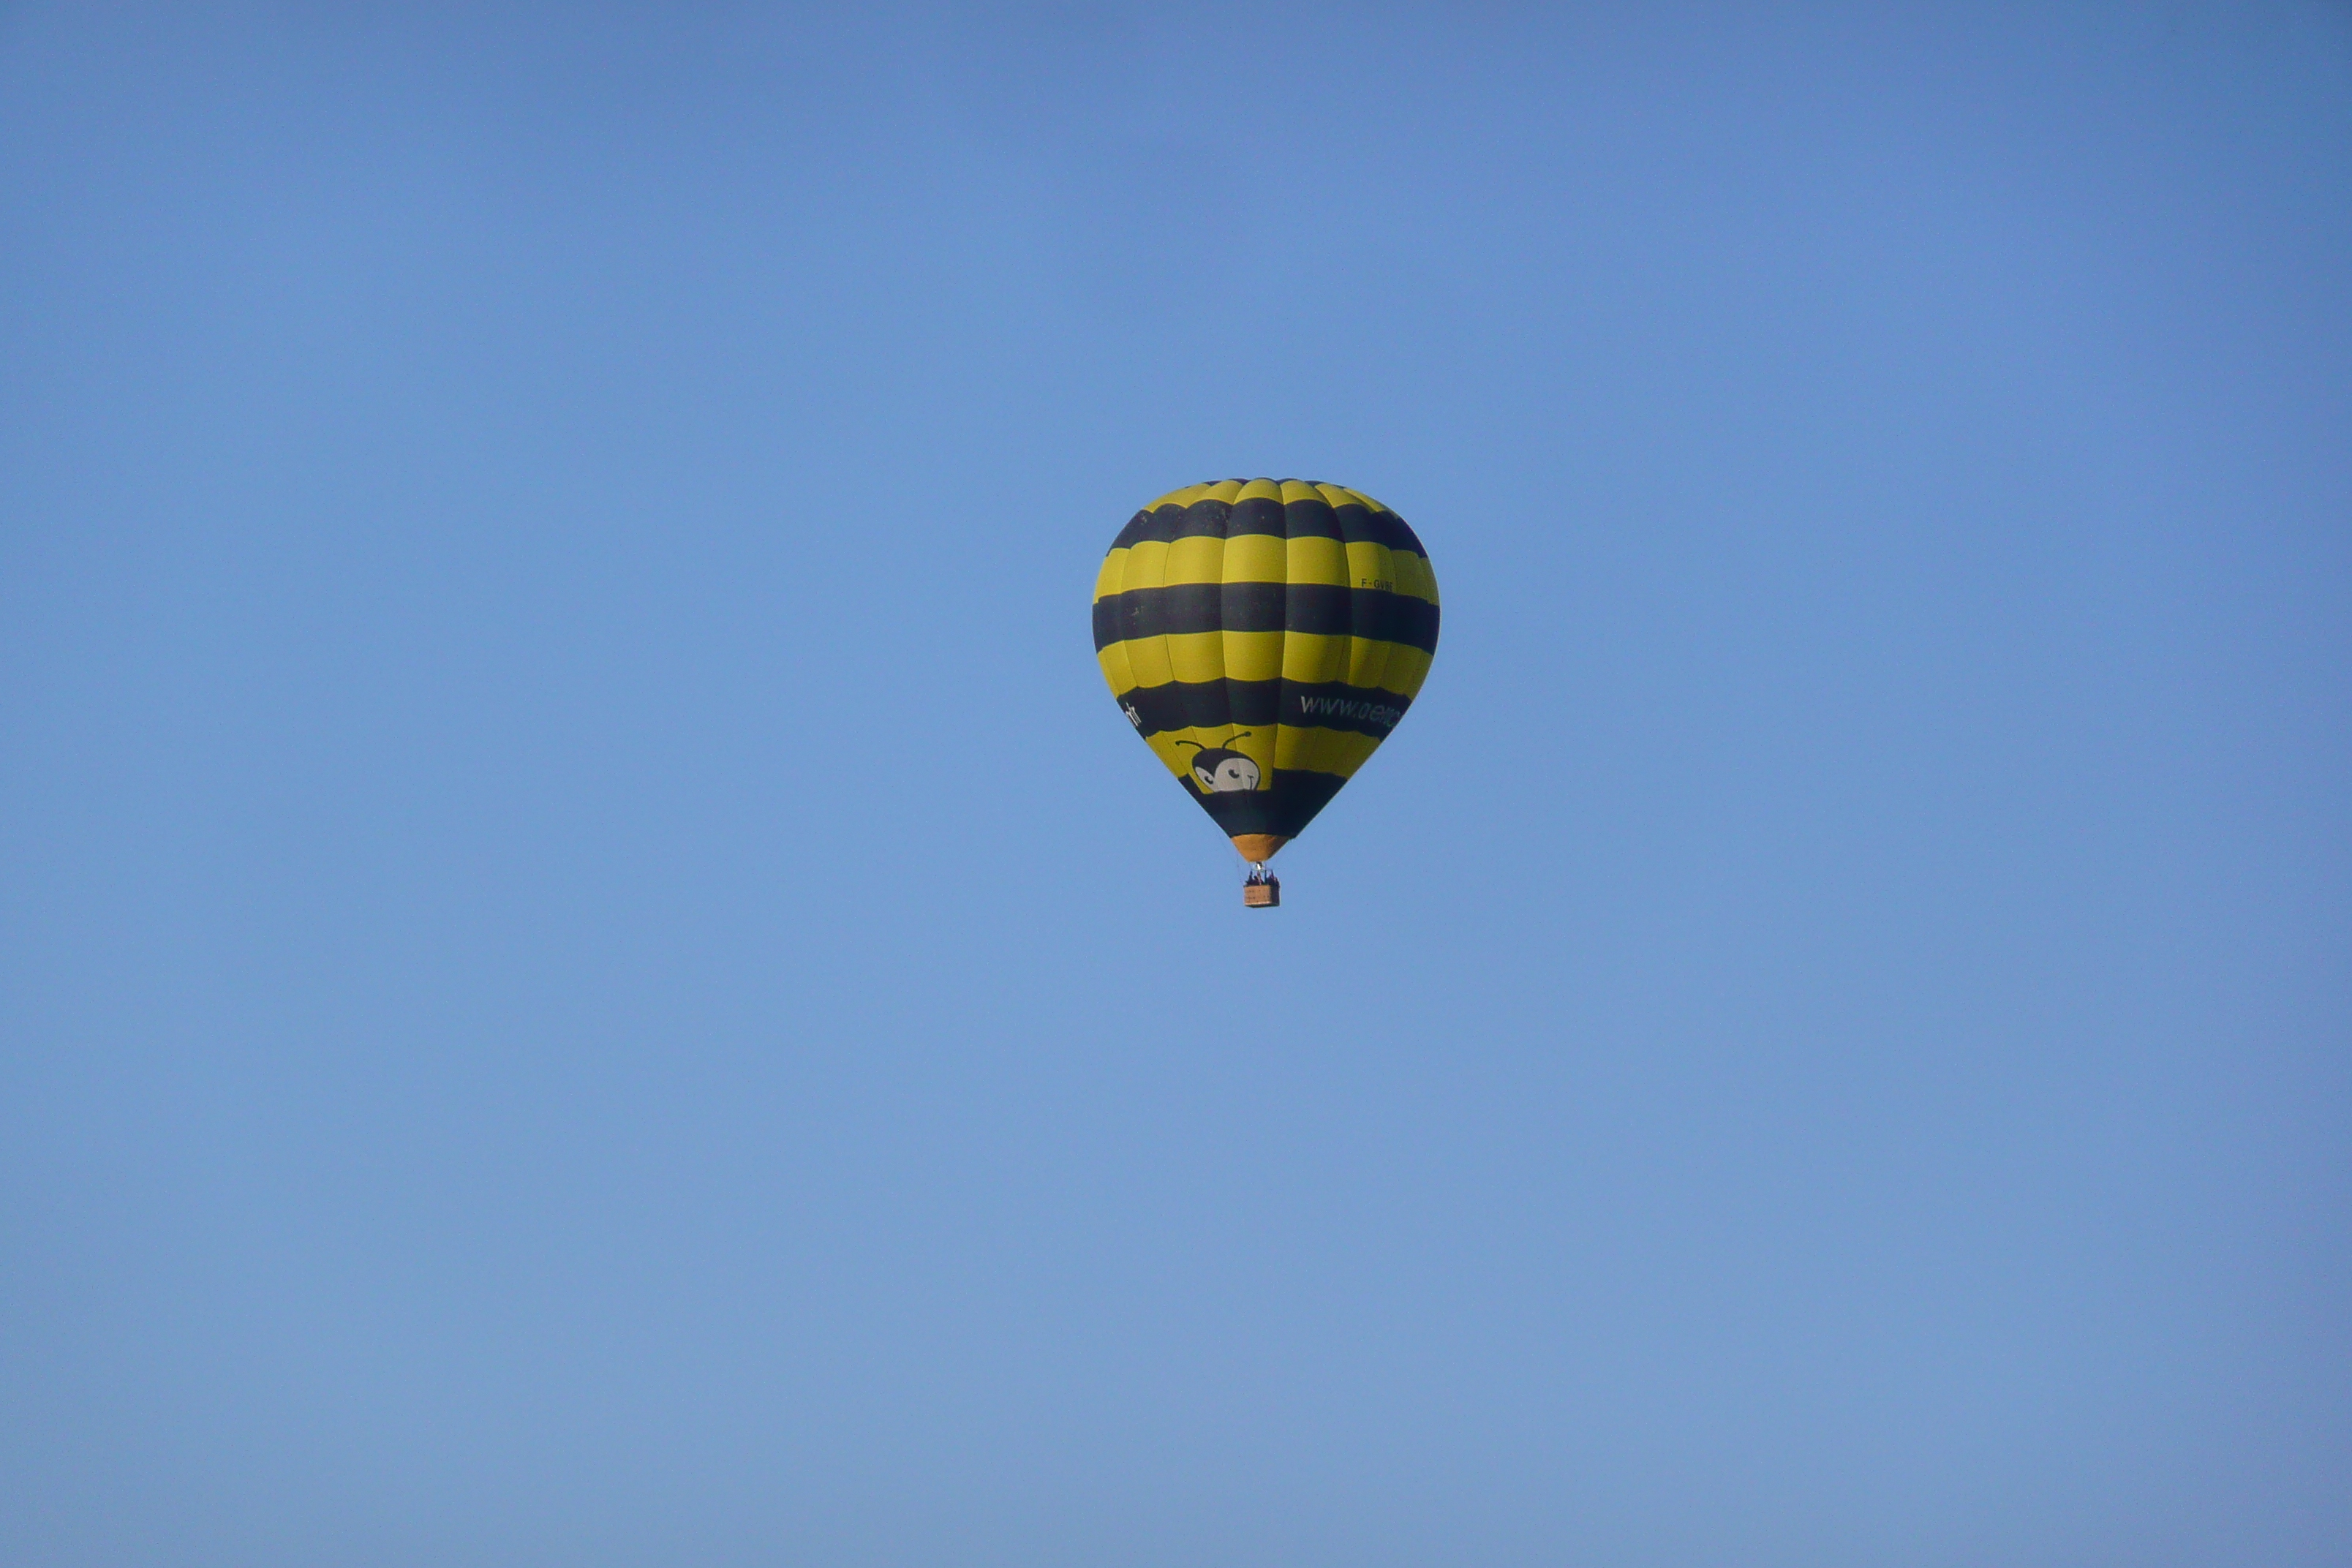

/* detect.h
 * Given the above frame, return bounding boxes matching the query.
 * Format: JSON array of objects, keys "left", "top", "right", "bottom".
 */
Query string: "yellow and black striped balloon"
[{"left": 1092, "top": 478, "right": 1439, "bottom": 862}]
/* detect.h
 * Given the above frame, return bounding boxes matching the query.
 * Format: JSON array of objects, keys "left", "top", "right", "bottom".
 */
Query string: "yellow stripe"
[
  {"left": 1341, "top": 542, "right": 1441, "bottom": 605},
  {"left": 1279, "top": 631, "right": 1401, "bottom": 686},
  {"left": 1349, "top": 631, "right": 1395, "bottom": 694},
  {"left": 1094, "top": 539, "right": 1433, "bottom": 602},
  {"left": 1116, "top": 538, "right": 1168, "bottom": 592},
  {"left": 1281, "top": 628, "right": 1349, "bottom": 685},
  {"left": 1134, "top": 479, "right": 1412, "bottom": 527},
  {"left": 1145, "top": 479, "right": 1244, "bottom": 512},
  {"left": 1225, "top": 533, "right": 1289, "bottom": 582},
  {"left": 1379, "top": 642, "right": 1434, "bottom": 698},
  {"left": 1093, "top": 550, "right": 1128, "bottom": 600},
  {"left": 1224, "top": 630, "right": 1287, "bottom": 682},
  {"left": 1120, "top": 630, "right": 1173, "bottom": 688},
  {"left": 1313, "top": 482, "right": 1387, "bottom": 513},
  {"left": 1135, "top": 723, "right": 1386, "bottom": 783},
  {"left": 1392, "top": 549, "right": 1440, "bottom": 606},
  {"left": 1274, "top": 724, "right": 1383, "bottom": 777},
  {"left": 1285, "top": 535, "right": 1347, "bottom": 587},
  {"left": 1168, "top": 534, "right": 1226, "bottom": 585},
  {"left": 1099, "top": 635, "right": 1433, "bottom": 698},
  {"left": 1096, "top": 639, "right": 1137, "bottom": 696},
  {"left": 1164, "top": 629, "right": 1227, "bottom": 685}
]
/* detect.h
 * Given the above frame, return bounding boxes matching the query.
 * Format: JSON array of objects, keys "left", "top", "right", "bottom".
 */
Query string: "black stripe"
[
  {"left": 1115, "top": 679, "right": 1413, "bottom": 740},
  {"left": 1092, "top": 582, "right": 1439, "bottom": 652},
  {"left": 1107, "top": 489, "right": 1429, "bottom": 555},
  {"left": 1187, "top": 768, "right": 1353, "bottom": 841}
]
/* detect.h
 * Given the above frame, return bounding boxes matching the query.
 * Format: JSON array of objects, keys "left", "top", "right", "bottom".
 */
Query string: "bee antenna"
[{"left": 1174, "top": 739, "right": 1206, "bottom": 753}]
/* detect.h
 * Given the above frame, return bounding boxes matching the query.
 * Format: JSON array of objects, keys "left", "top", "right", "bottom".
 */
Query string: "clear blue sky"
[{"left": 4, "top": 4, "right": 2348, "bottom": 1564}]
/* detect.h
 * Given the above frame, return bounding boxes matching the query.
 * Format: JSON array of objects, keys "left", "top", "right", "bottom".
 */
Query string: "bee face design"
[
  {"left": 1173, "top": 731, "right": 1261, "bottom": 794},
  {"left": 1191, "top": 751, "right": 1261, "bottom": 793}
]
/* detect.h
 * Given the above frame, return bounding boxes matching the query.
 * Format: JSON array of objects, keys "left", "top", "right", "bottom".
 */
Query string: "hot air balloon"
[{"left": 1092, "top": 478, "right": 1440, "bottom": 906}]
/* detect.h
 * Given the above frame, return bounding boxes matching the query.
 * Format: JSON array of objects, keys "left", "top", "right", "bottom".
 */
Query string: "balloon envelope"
[{"left": 1092, "top": 478, "right": 1440, "bottom": 861}]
